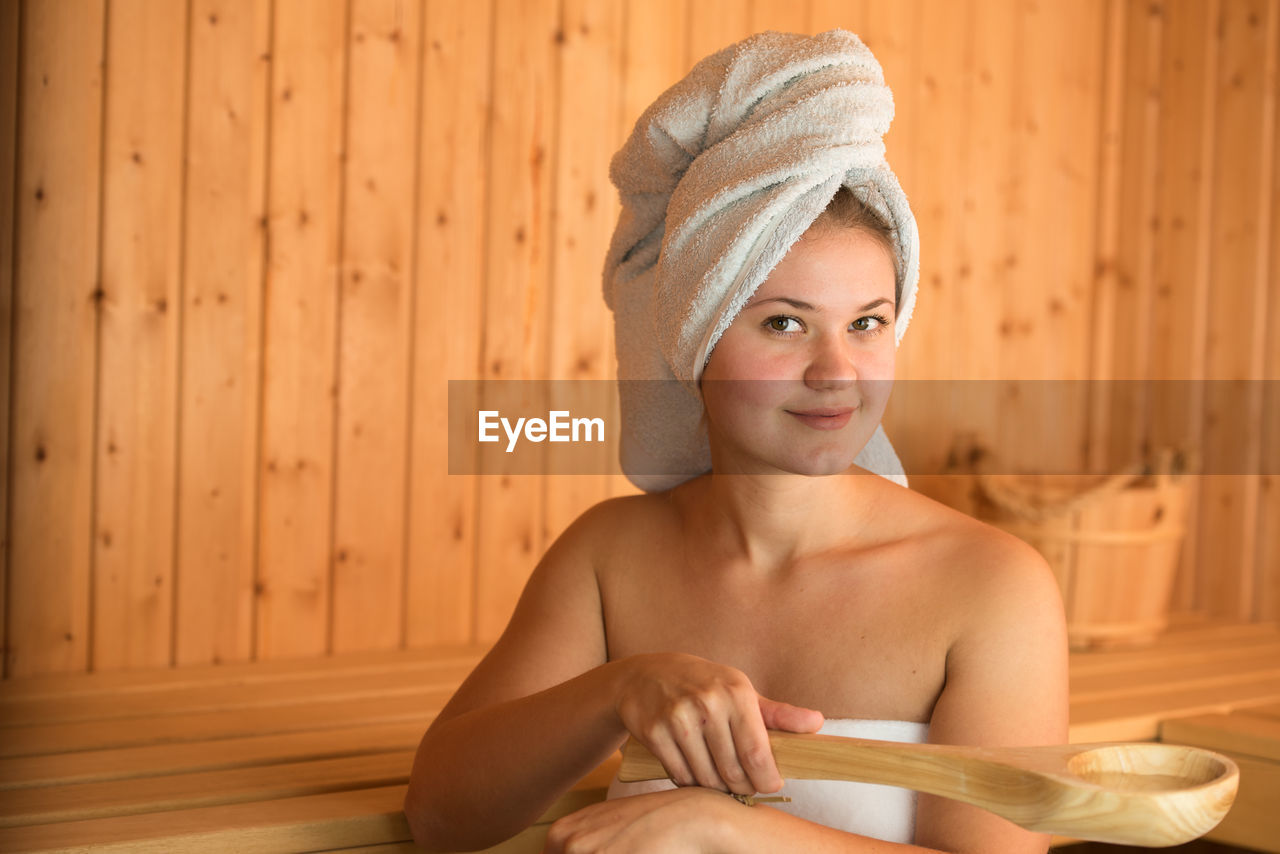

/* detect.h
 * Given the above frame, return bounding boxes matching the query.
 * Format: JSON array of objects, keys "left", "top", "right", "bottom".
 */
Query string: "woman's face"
[{"left": 701, "top": 226, "right": 897, "bottom": 478}]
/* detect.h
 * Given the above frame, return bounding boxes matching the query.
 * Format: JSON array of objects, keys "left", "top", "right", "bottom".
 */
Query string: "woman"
[{"left": 405, "top": 30, "right": 1067, "bottom": 854}]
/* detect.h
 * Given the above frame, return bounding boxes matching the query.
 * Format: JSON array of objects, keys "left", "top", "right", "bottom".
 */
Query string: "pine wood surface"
[
  {"left": 0, "top": 623, "right": 1274, "bottom": 852},
  {"left": 1162, "top": 705, "right": 1280, "bottom": 852}
]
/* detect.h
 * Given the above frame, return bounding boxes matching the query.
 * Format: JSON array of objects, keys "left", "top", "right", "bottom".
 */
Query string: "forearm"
[
  {"left": 405, "top": 661, "right": 628, "bottom": 852},
  {"left": 720, "top": 805, "right": 949, "bottom": 854}
]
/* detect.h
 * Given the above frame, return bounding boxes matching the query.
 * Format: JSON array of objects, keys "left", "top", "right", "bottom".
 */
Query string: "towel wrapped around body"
[{"left": 603, "top": 29, "right": 920, "bottom": 492}]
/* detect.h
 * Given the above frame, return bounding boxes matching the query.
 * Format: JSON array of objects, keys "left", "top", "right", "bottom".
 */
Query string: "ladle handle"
[{"left": 618, "top": 732, "right": 1240, "bottom": 847}]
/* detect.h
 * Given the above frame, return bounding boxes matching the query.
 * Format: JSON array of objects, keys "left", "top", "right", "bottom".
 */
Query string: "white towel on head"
[{"left": 604, "top": 29, "right": 920, "bottom": 493}]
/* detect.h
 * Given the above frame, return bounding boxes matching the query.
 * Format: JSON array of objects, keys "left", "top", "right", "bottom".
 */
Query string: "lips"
[{"left": 785, "top": 406, "right": 857, "bottom": 431}]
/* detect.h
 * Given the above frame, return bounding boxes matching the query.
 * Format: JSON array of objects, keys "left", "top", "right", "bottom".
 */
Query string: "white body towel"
[
  {"left": 607, "top": 718, "right": 930, "bottom": 844},
  {"left": 604, "top": 30, "right": 920, "bottom": 492}
]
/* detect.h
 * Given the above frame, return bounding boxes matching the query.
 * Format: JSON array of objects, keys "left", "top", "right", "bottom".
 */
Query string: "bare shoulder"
[
  {"left": 887, "top": 484, "right": 1063, "bottom": 630},
  {"left": 547, "top": 490, "right": 677, "bottom": 564}
]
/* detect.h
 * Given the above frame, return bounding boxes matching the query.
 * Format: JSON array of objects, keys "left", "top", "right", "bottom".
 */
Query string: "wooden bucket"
[{"left": 974, "top": 465, "right": 1191, "bottom": 650}]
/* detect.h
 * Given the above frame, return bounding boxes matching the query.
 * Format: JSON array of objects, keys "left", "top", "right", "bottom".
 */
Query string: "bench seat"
[{"left": 1, "top": 622, "right": 1277, "bottom": 853}]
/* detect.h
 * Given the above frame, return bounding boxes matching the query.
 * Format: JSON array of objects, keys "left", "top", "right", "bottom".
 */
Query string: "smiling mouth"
[{"left": 785, "top": 407, "right": 857, "bottom": 430}]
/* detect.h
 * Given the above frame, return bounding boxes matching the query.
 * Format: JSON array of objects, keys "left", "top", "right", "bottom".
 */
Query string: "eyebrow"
[{"left": 746, "top": 296, "right": 895, "bottom": 313}]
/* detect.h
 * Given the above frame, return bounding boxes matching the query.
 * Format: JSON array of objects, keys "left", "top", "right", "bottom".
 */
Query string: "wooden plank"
[
  {"left": 1203, "top": 753, "right": 1280, "bottom": 852},
  {"left": 0, "top": 645, "right": 485, "bottom": 701},
  {"left": 0, "top": 0, "right": 18, "bottom": 679},
  {"left": 1257, "top": 0, "right": 1280, "bottom": 625},
  {"left": 254, "top": 0, "right": 346, "bottom": 660},
  {"left": 749, "top": 0, "right": 810, "bottom": 35},
  {"left": 541, "top": 0, "right": 625, "bottom": 541},
  {"left": 685, "top": 0, "right": 747, "bottom": 67},
  {"left": 1161, "top": 711, "right": 1280, "bottom": 761},
  {"left": 1198, "top": 0, "right": 1272, "bottom": 621},
  {"left": 93, "top": 0, "right": 186, "bottom": 672},
  {"left": 474, "top": 0, "right": 560, "bottom": 643},
  {"left": 0, "top": 783, "right": 412, "bottom": 854},
  {"left": 885, "top": 0, "right": 969, "bottom": 466},
  {"left": 621, "top": 0, "right": 687, "bottom": 140},
  {"left": 809, "top": 0, "right": 869, "bottom": 35},
  {"left": 998, "top": 0, "right": 1102, "bottom": 478},
  {"left": 0, "top": 688, "right": 451, "bottom": 759},
  {"left": 0, "top": 760, "right": 616, "bottom": 853},
  {"left": 861, "top": 0, "right": 917, "bottom": 199},
  {"left": 0, "top": 659, "right": 474, "bottom": 727},
  {"left": 0, "top": 720, "right": 425, "bottom": 790},
  {"left": 1068, "top": 674, "right": 1280, "bottom": 742},
  {"left": 1248, "top": 702, "right": 1280, "bottom": 720},
  {"left": 1097, "top": 0, "right": 1162, "bottom": 468},
  {"left": 0, "top": 749, "right": 416, "bottom": 827},
  {"left": 330, "top": 0, "right": 420, "bottom": 655},
  {"left": 405, "top": 0, "right": 492, "bottom": 647},
  {"left": 1068, "top": 629, "right": 1280, "bottom": 679},
  {"left": 1070, "top": 646, "right": 1280, "bottom": 702},
  {"left": 1150, "top": 0, "right": 1218, "bottom": 614},
  {"left": 176, "top": 0, "right": 272, "bottom": 666},
  {"left": 7, "top": 0, "right": 104, "bottom": 677}
]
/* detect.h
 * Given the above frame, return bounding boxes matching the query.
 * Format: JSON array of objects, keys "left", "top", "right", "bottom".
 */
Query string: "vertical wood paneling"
[
  {"left": 5, "top": 0, "right": 1280, "bottom": 675},
  {"left": 256, "top": 0, "right": 346, "bottom": 659},
  {"left": 0, "top": 0, "right": 20, "bottom": 670},
  {"left": 175, "top": 0, "right": 271, "bottom": 665},
  {"left": 542, "top": 0, "right": 625, "bottom": 542},
  {"left": 957, "top": 0, "right": 1015, "bottom": 386},
  {"left": 887, "top": 0, "right": 970, "bottom": 473},
  {"left": 622, "top": 0, "right": 688, "bottom": 125},
  {"left": 1101, "top": 0, "right": 1163, "bottom": 469},
  {"left": 330, "top": 0, "right": 419, "bottom": 653},
  {"left": 686, "top": 0, "right": 749, "bottom": 66},
  {"left": 809, "top": 0, "right": 869, "bottom": 34},
  {"left": 1262, "top": 1, "right": 1280, "bottom": 621},
  {"left": 405, "top": 0, "right": 491, "bottom": 648},
  {"left": 93, "top": 0, "right": 186, "bottom": 670},
  {"left": 1251, "top": 0, "right": 1279, "bottom": 621},
  {"left": 1149, "top": 0, "right": 1217, "bottom": 613},
  {"left": 7, "top": 0, "right": 105, "bottom": 676},
  {"left": 474, "top": 0, "right": 561, "bottom": 643},
  {"left": 860, "top": 0, "right": 917, "bottom": 198},
  {"left": 1199, "top": 0, "right": 1273, "bottom": 620},
  {"left": 749, "top": 0, "right": 810, "bottom": 34}
]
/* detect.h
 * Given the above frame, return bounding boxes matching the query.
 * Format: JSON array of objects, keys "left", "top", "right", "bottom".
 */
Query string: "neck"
[{"left": 680, "top": 469, "right": 878, "bottom": 574}]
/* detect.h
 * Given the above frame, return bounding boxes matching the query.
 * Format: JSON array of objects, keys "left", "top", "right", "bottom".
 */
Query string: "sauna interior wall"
[{"left": 3, "top": 0, "right": 1277, "bottom": 677}]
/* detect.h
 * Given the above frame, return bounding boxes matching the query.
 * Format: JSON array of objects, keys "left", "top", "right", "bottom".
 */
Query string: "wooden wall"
[{"left": 2, "top": 0, "right": 1277, "bottom": 677}]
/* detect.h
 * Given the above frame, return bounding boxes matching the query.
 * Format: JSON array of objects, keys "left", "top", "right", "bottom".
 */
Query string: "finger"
[
  {"left": 703, "top": 718, "right": 756, "bottom": 796},
  {"left": 759, "top": 695, "right": 824, "bottom": 733},
  {"left": 669, "top": 714, "right": 729, "bottom": 792},
  {"left": 640, "top": 727, "right": 697, "bottom": 788},
  {"left": 728, "top": 708, "right": 783, "bottom": 793}
]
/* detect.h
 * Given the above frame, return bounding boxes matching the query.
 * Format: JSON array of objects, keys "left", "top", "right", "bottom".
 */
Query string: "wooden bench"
[
  {"left": 1161, "top": 705, "right": 1280, "bottom": 852},
  {"left": 0, "top": 622, "right": 1277, "bottom": 853}
]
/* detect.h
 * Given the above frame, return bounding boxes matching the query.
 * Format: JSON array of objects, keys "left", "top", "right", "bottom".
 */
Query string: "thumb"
[{"left": 758, "top": 695, "right": 824, "bottom": 733}]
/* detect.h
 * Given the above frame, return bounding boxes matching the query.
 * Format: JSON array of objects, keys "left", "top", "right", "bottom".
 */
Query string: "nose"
[{"left": 803, "top": 332, "right": 857, "bottom": 391}]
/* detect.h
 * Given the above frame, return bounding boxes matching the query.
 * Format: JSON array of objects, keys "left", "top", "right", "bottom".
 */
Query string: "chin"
[{"left": 776, "top": 450, "right": 860, "bottom": 478}]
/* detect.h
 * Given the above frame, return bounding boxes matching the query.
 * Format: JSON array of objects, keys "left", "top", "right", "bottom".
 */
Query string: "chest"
[{"left": 599, "top": 544, "right": 951, "bottom": 722}]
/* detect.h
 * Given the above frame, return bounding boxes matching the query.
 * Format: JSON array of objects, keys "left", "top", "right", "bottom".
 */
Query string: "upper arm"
[
  {"left": 912, "top": 532, "right": 1069, "bottom": 854},
  {"left": 429, "top": 500, "right": 620, "bottom": 727}
]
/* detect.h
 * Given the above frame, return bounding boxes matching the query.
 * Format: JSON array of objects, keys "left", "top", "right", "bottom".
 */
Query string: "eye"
[
  {"left": 765, "top": 316, "right": 803, "bottom": 334},
  {"left": 852, "top": 314, "right": 890, "bottom": 333}
]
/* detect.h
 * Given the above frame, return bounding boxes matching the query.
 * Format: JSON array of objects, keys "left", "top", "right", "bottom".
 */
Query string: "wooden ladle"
[{"left": 619, "top": 731, "right": 1239, "bottom": 847}]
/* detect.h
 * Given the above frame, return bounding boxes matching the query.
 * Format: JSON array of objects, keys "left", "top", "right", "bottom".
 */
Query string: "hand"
[
  {"left": 612, "top": 653, "right": 823, "bottom": 795},
  {"left": 544, "top": 787, "right": 741, "bottom": 854}
]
